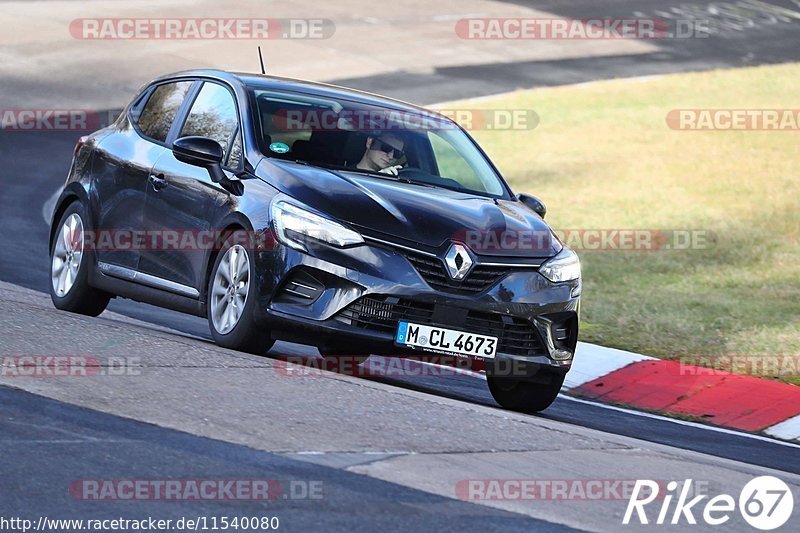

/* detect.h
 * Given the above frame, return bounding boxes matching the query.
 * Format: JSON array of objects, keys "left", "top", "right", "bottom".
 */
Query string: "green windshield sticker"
[{"left": 269, "top": 142, "right": 290, "bottom": 154}]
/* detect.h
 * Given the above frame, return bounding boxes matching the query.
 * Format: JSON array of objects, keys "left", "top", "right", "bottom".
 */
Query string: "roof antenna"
[{"left": 257, "top": 46, "right": 266, "bottom": 75}]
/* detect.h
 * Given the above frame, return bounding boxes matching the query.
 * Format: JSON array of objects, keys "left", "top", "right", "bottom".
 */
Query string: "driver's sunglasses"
[{"left": 372, "top": 139, "right": 405, "bottom": 159}]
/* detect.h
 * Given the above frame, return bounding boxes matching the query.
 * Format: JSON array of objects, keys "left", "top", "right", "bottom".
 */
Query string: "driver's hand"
[{"left": 379, "top": 165, "right": 403, "bottom": 176}]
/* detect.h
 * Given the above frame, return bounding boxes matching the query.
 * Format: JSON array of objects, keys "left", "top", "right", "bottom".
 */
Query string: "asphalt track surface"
[
  {"left": 0, "top": 387, "right": 569, "bottom": 532},
  {"left": 2, "top": 1, "right": 800, "bottom": 528},
  {"left": 336, "top": 0, "right": 800, "bottom": 104}
]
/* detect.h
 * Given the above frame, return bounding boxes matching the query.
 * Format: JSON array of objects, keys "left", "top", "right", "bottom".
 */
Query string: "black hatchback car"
[{"left": 49, "top": 70, "right": 580, "bottom": 412}]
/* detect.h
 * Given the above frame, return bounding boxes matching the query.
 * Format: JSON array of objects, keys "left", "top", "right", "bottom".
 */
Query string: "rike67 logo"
[{"left": 624, "top": 476, "right": 794, "bottom": 529}]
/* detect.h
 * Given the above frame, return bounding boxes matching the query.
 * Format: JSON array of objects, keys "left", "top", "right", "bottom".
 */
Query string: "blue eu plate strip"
[{"left": 396, "top": 321, "right": 409, "bottom": 343}]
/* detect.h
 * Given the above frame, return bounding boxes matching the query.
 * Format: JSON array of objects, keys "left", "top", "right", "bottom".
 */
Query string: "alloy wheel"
[
  {"left": 51, "top": 213, "right": 84, "bottom": 297},
  {"left": 210, "top": 245, "right": 250, "bottom": 335}
]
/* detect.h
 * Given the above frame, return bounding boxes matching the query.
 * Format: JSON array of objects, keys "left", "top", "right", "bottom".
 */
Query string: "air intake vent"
[{"left": 275, "top": 269, "right": 325, "bottom": 304}]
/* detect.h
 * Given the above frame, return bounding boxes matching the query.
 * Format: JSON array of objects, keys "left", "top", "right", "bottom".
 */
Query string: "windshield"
[{"left": 248, "top": 87, "right": 509, "bottom": 198}]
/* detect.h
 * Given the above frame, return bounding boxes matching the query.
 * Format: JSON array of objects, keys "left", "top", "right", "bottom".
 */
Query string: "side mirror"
[
  {"left": 517, "top": 193, "right": 547, "bottom": 219},
  {"left": 173, "top": 136, "right": 226, "bottom": 184}
]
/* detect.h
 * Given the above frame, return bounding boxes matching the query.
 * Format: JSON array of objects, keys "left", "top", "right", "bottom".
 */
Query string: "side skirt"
[{"left": 90, "top": 262, "right": 206, "bottom": 318}]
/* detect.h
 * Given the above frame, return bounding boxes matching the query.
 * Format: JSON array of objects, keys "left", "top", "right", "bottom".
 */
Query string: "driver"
[{"left": 356, "top": 133, "right": 405, "bottom": 175}]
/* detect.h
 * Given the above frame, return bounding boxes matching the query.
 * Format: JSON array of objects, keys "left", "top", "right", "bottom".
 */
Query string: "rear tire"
[
  {"left": 487, "top": 370, "right": 564, "bottom": 412},
  {"left": 207, "top": 232, "right": 274, "bottom": 355},
  {"left": 49, "top": 202, "right": 110, "bottom": 317}
]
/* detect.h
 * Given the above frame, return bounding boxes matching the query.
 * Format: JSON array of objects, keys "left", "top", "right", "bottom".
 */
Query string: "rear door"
[
  {"left": 92, "top": 80, "right": 194, "bottom": 272},
  {"left": 139, "top": 80, "right": 243, "bottom": 296}
]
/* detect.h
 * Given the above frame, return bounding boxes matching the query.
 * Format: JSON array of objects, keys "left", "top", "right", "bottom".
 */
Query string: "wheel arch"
[
  {"left": 48, "top": 185, "right": 90, "bottom": 253},
  {"left": 202, "top": 213, "right": 255, "bottom": 300}
]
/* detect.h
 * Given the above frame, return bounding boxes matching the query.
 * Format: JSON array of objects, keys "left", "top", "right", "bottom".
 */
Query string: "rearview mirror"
[
  {"left": 173, "top": 136, "right": 226, "bottom": 184},
  {"left": 517, "top": 193, "right": 547, "bottom": 219}
]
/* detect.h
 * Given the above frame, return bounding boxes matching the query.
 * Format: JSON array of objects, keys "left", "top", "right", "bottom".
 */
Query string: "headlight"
[
  {"left": 539, "top": 247, "right": 581, "bottom": 283},
  {"left": 271, "top": 200, "right": 364, "bottom": 252}
]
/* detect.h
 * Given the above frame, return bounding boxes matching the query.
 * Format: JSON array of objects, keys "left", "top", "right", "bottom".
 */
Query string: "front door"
[{"left": 139, "top": 81, "right": 244, "bottom": 297}]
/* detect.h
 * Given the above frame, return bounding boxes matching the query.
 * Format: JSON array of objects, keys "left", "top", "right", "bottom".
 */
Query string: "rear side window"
[
  {"left": 128, "top": 89, "right": 150, "bottom": 124},
  {"left": 180, "top": 82, "right": 240, "bottom": 167},
  {"left": 136, "top": 81, "right": 193, "bottom": 143}
]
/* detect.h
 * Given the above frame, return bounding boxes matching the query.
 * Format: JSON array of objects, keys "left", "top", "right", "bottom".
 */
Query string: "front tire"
[
  {"left": 207, "top": 232, "right": 274, "bottom": 355},
  {"left": 487, "top": 370, "right": 565, "bottom": 412},
  {"left": 49, "top": 202, "right": 110, "bottom": 316}
]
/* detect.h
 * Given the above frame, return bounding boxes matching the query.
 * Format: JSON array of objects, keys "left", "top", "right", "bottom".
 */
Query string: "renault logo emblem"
[{"left": 444, "top": 243, "right": 475, "bottom": 280}]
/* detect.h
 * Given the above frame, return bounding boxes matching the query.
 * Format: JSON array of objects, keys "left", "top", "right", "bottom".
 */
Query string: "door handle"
[{"left": 148, "top": 174, "right": 168, "bottom": 191}]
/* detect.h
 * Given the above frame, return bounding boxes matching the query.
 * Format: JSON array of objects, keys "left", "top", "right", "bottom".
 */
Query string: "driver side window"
[{"left": 180, "top": 82, "right": 241, "bottom": 168}]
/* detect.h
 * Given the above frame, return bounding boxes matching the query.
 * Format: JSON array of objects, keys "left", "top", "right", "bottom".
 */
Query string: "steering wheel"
[{"left": 396, "top": 166, "right": 425, "bottom": 178}]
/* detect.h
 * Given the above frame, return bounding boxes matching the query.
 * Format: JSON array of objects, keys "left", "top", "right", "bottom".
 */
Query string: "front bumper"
[{"left": 254, "top": 237, "right": 580, "bottom": 371}]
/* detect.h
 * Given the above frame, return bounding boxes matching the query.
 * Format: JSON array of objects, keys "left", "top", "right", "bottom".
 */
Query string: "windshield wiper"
[
  {"left": 292, "top": 159, "right": 319, "bottom": 168},
  {"left": 344, "top": 168, "right": 446, "bottom": 189}
]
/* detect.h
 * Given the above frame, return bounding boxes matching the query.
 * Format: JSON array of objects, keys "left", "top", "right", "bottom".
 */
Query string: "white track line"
[
  {"left": 558, "top": 394, "right": 800, "bottom": 448},
  {"left": 764, "top": 415, "right": 800, "bottom": 442},
  {"left": 565, "top": 342, "right": 653, "bottom": 389},
  {"left": 413, "top": 360, "right": 800, "bottom": 446}
]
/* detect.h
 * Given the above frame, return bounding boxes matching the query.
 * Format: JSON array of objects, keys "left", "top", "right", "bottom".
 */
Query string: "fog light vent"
[{"left": 275, "top": 269, "right": 325, "bottom": 304}]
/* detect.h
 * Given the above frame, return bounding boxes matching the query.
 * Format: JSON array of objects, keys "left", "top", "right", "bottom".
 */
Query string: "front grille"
[
  {"left": 335, "top": 296, "right": 545, "bottom": 356},
  {"left": 405, "top": 251, "right": 514, "bottom": 294}
]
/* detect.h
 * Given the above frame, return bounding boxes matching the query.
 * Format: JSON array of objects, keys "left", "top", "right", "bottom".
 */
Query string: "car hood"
[{"left": 257, "top": 159, "right": 561, "bottom": 258}]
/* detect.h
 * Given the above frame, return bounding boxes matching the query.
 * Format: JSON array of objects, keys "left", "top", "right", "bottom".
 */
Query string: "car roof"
[{"left": 152, "top": 69, "right": 450, "bottom": 119}]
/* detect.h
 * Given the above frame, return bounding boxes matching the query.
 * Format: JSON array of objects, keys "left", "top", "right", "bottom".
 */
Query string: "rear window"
[{"left": 135, "top": 81, "right": 193, "bottom": 143}]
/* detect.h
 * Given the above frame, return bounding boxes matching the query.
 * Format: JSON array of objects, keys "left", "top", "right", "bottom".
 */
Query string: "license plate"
[{"left": 395, "top": 322, "right": 498, "bottom": 359}]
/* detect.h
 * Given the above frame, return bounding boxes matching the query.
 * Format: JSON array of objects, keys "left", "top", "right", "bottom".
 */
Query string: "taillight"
[{"left": 74, "top": 135, "right": 88, "bottom": 157}]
